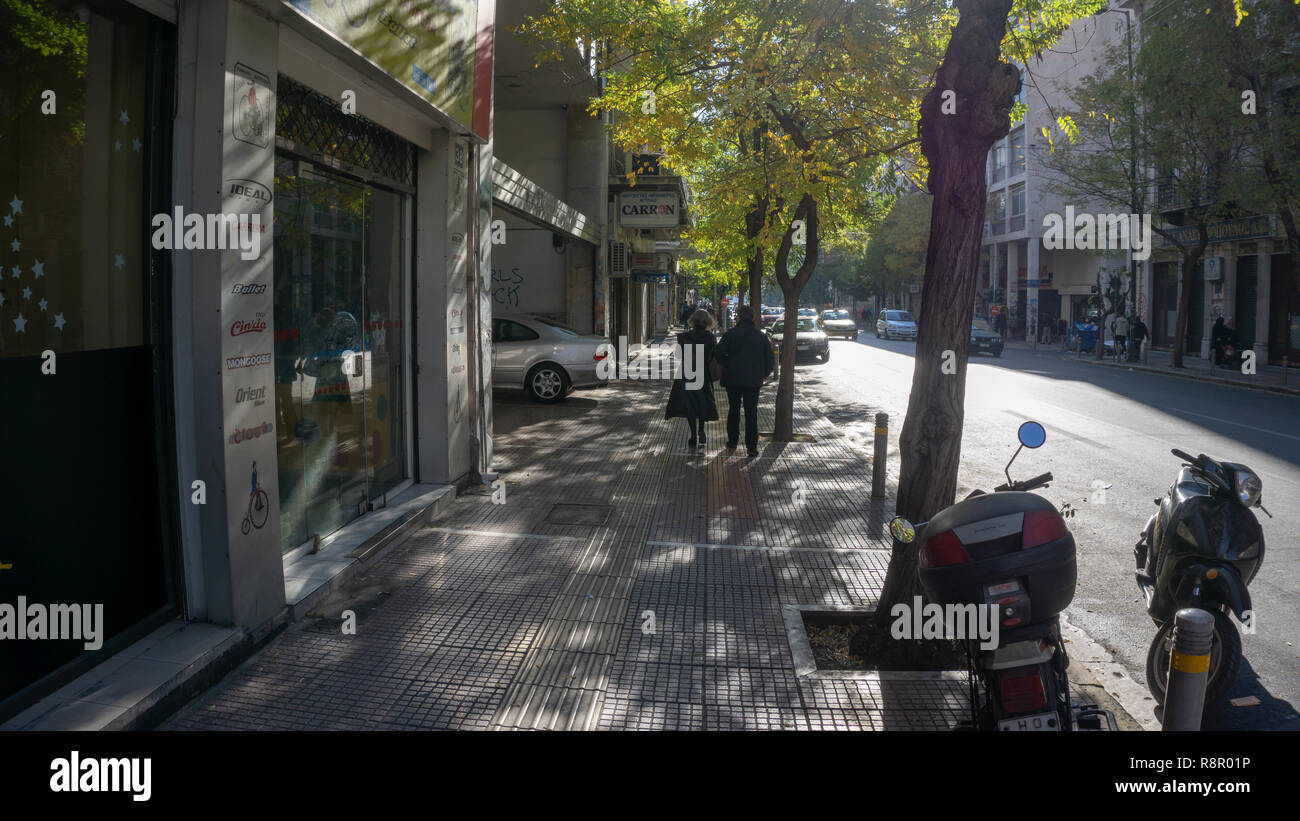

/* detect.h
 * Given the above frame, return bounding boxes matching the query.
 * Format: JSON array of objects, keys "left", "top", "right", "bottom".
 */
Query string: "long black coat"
[
  {"left": 664, "top": 328, "right": 719, "bottom": 420},
  {"left": 714, "top": 318, "right": 775, "bottom": 388}
]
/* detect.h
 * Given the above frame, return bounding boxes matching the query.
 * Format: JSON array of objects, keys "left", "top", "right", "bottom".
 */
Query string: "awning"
[{"left": 491, "top": 158, "right": 600, "bottom": 245}]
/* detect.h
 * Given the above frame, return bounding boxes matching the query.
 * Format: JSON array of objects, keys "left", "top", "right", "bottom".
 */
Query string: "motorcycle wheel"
[{"left": 1145, "top": 609, "right": 1242, "bottom": 709}]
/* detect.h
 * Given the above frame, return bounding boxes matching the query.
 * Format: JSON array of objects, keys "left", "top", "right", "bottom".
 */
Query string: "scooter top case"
[{"left": 918, "top": 491, "right": 1076, "bottom": 624}]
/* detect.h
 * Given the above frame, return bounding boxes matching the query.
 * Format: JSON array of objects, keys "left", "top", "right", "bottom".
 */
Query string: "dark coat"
[
  {"left": 664, "top": 328, "right": 719, "bottom": 420},
  {"left": 714, "top": 318, "right": 775, "bottom": 388}
]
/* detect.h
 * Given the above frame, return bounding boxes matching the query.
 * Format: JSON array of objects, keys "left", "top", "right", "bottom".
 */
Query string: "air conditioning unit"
[
  {"left": 609, "top": 241, "right": 629, "bottom": 277},
  {"left": 1204, "top": 257, "right": 1222, "bottom": 281}
]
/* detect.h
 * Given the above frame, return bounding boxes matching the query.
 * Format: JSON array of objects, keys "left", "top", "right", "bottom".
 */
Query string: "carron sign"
[{"left": 618, "top": 192, "right": 679, "bottom": 228}]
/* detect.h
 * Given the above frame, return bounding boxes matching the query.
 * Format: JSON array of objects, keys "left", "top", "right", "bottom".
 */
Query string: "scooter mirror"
[
  {"left": 889, "top": 516, "right": 916, "bottom": 544},
  {"left": 1018, "top": 420, "right": 1047, "bottom": 449}
]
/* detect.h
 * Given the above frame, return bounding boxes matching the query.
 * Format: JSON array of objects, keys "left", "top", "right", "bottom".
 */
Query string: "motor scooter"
[
  {"left": 891, "top": 422, "right": 1116, "bottom": 731},
  {"left": 1135, "top": 448, "right": 1270, "bottom": 710}
]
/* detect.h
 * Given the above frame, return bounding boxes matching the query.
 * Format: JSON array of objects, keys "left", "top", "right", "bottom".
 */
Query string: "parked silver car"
[
  {"left": 492, "top": 314, "right": 609, "bottom": 402},
  {"left": 771, "top": 317, "right": 830, "bottom": 362},
  {"left": 875, "top": 309, "right": 918, "bottom": 341}
]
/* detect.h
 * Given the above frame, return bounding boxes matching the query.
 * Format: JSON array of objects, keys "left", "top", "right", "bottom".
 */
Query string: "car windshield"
[
  {"left": 531, "top": 316, "right": 582, "bottom": 337},
  {"left": 972, "top": 319, "right": 993, "bottom": 332},
  {"left": 887, "top": 311, "right": 914, "bottom": 322},
  {"left": 774, "top": 319, "right": 818, "bottom": 333},
  {"left": 823, "top": 310, "right": 851, "bottom": 320}
]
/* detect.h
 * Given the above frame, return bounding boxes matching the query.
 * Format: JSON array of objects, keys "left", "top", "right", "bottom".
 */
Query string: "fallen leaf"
[{"left": 1229, "top": 696, "right": 1260, "bottom": 707}]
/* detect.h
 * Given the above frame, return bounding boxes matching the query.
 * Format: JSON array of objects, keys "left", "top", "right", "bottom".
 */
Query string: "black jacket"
[{"left": 714, "top": 318, "right": 775, "bottom": 388}]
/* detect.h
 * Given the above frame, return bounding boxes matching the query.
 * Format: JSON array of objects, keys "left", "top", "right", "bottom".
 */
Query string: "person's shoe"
[
  {"left": 726, "top": 441, "right": 737, "bottom": 450},
  {"left": 688, "top": 437, "right": 697, "bottom": 448},
  {"left": 747, "top": 449, "right": 759, "bottom": 459},
  {"left": 699, "top": 432, "right": 707, "bottom": 444}
]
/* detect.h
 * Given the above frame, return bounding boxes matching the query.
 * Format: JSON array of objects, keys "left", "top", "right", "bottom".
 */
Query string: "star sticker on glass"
[
  {"left": 10, "top": 266, "right": 19, "bottom": 279},
  {"left": 132, "top": 137, "right": 142, "bottom": 152},
  {"left": 114, "top": 253, "right": 125, "bottom": 269},
  {"left": 53, "top": 313, "right": 66, "bottom": 331},
  {"left": 13, "top": 313, "right": 26, "bottom": 333},
  {"left": 9, "top": 238, "right": 19, "bottom": 252},
  {"left": 22, "top": 286, "right": 32, "bottom": 300},
  {"left": 31, "top": 260, "right": 43, "bottom": 278},
  {"left": 2, "top": 215, "right": 11, "bottom": 227},
  {"left": 0, "top": 291, "right": 5, "bottom": 308},
  {"left": 114, "top": 140, "right": 122, "bottom": 151},
  {"left": 38, "top": 297, "right": 47, "bottom": 311},
  {"left": 8, "top": 195, "right": 21, "bottom": 214},
  {"left": 119, "top": 109, "right": 129, "bottom": 124}
]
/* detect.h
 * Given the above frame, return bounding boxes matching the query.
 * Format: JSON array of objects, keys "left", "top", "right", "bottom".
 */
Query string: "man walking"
[
  {"left": 1128, "top": 314, "right": 1147, "bottom": 362},
  {"left": 713, "top": 304, "right": 775, "bottom": 459},
  {"left": 1112, "top": 313, "right": 1129, "bottom": 360}
]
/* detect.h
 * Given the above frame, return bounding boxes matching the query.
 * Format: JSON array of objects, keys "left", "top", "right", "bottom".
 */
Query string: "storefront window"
[
  {"left": 273, "top": 160, "right": 409, "bottom": 552},
  {"left": 0, "top": 0, "right": 172, "bottom": 713}
]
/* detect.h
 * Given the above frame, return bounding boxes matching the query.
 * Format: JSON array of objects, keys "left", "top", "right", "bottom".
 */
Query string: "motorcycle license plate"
[
  {"left": 797, "top": 344, "right": 810, "bottom": 350},
  {"left": 998, "top": 712, "right": 1058, "bottom": 732}
]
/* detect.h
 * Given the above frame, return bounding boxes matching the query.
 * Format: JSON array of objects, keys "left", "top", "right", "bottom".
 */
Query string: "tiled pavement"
[{"left": 164, "top": 365, "right": 969, "bottom": 731}]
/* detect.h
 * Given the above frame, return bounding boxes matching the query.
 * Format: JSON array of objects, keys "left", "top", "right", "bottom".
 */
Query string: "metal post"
[
  {"left": 1143, "top": 339, "right": 1149, "bottom": 365},
  {"left": 1283, "top": 357, "right": 1289, "bottom": 385},
  {"left": 871, "top": 412, "right": 888, "bottom": 499},
  {"left": 1162, "top": 608, "right": 1215, "bottom": 731}
]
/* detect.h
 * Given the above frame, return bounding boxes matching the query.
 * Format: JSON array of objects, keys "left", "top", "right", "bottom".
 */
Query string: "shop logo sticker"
[
  {"left": 232, "top": 63, "right": 272, "bottom": 148},
  {"left": 229, "top": 421, "right": 272, "bottom": 445},
  {"left": 226, "top": 351, "right": 271, "bottom": 369},
  {"left": 227, "top": 178, "right": 272, "bottom": 205},
  {"left": 230, "top": 317, "right": 267, "bottom": 336},
  {"left": 232, "top": 282, "right": 266, "bottom": 295},
  {"left": 234, "top": 385, "right": 267, "bottom": 406}
]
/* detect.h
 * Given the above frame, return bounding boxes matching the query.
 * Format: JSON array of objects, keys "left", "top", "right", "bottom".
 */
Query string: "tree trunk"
[
  {"left": 1171, "top": 224, "right": 1209, "bottom": 369},
  {"left": 772, "top": 195, "right": 819, "bottom": 442},
  {"left": 854, "top": 0, "right": 1020, "bottom": 666}
]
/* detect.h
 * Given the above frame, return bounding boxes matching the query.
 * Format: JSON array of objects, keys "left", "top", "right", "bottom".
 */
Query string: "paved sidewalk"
[
  {"left": 164, "top": 371, "right": 970, "bottom": 731},
  {"left": 1007, "top": 338, "right": 1300, "bottom": 395}
]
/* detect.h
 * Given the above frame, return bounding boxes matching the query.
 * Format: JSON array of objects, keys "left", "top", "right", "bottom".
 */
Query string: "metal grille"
[{"left": 276, "top": 75, "right": 414, "bottom": 187}]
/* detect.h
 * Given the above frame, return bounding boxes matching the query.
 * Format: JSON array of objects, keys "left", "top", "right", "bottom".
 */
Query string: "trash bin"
[{"left": 1075, "top": 323, "right": 1098, "bottom": 354}]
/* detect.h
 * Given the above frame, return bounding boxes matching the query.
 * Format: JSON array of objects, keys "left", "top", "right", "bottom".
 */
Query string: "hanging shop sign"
[
  {"left": 632, "top": 271, "right": 669, "bottom": 284},
  {"left": 286, "top": 0, "right": 494, "bottom": 140},
  {"left": 618, "top": 191, "right": 680, "bottom": 228},
  {"left": 1156, "top": 215, "right": 1275, "bottom": 248}
]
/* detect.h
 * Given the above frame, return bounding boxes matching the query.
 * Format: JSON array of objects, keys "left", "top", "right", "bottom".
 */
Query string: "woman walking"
[{"left": 664, "top": 309, "right": 719, "bottom": 448}]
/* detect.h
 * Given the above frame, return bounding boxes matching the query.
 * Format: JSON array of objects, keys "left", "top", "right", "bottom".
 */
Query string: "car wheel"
[
  {"left": 525, "top": 363, "right": 568, "bottom": 403},
  {"left": 820, "top": 347, "right": 830, "bottom": 362},
  {"left": 993, "top": 348, "right": 1003, "bottom": 358}
]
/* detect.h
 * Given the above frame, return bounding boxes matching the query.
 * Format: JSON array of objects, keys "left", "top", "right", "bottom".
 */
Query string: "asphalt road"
[{"left": 794, "top": 329, "right": 1300, "bottom": 730}]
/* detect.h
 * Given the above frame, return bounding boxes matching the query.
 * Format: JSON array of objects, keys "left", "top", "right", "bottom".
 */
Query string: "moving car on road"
[
  {"left": 970, "top": 318, "right": 1004, "bottom": 357},
  {"left": 820, "top": 309, "right": 859, "bottom": 340},
  {"left": 876, "top": 309, "right": 918, "bottom": 341},
  {"left": 770, "top": 317, "right": 830, "bottom": 362},
  {"left": 492, "top": 314, "right": 609, "bottom": 403}
]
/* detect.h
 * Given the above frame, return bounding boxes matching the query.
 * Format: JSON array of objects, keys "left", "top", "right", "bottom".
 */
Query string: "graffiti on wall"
[{"left": 491, "top": 267, "right": 524, "bottom": 308}]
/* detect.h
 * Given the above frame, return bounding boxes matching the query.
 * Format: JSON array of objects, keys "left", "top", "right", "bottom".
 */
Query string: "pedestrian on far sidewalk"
[
  {"left": 713, "top": 304, "right": 775, "bottom": 459},
  {"left": 1112, "top": 313, "right": 1129, "bottom": 359},
  {"left": 664, "top": 309, "right": 719, "bottom": 448},
  {"left": 1128, "top": 315, "right": 1147, "bottom": 361}
]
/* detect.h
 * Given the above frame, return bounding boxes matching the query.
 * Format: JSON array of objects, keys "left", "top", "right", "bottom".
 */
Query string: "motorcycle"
[
  {"left": 890, "top": 421, "right": 1115, "bottom": 731},
  {"left": 1135, "top": 448, "right": 1270, "bottom": 711}
]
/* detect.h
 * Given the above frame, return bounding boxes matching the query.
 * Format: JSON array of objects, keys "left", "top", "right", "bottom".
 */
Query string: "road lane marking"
[{"left": 1167, "top": 408, "right": 1300, "bottom": 442}]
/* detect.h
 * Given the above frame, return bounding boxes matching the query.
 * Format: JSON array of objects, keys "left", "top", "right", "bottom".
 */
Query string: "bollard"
[
  {"left": 871, "top": 412, "right": 888, "bottom": 499},
  {"left": 1162, "top": 607, "right": 1215, "bottom": 731}
]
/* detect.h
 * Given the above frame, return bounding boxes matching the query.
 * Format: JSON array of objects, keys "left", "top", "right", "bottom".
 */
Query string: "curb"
[{"left": 1024, "top": 345, "right": 1300, "bottom": 397}]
